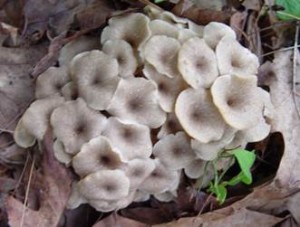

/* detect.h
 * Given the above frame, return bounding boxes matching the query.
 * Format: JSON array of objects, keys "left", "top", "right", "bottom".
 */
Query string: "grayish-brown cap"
[
  {"left": 143, "top": 63, "right": 186, "bottom": 112},
  {"left": 14, "top": 96, "right": 64, "bottom": 148},
  {"left": 35, "top": 66, "right": 70, "bottom": 99},
  {"left": 58, "top": 36, "right": 100, "bottom": 66},
  {"left": 144, "top": 35, "right": 181, "bottom": 78},
  {"left": 149, "top": 19, "right": 179, "bottom": 38},
  {"left": 102, "top": 117, "right": 152, "bottom": 161},
  {"left": 184, "top": 159, "right": 207, "bottom": 179},
  {"left": 139, "top": 159, "right": 180, "bottom": 194},
  {"left": 101, "top": 13, "right": 151, "bottom": 51},
  {"left": 72, "top": 136, "right": 123, "bottom": 177},
  {"left": 107, "top": 77, "right": 166, "bottom": 128},
  {"left": 153, "top": 131, "right": 195, "bottom": 169},
  {"left": 157, "top": 113, "right": 183, "bottom": 139},
  {"left": 177, "top": 28, "right": 198, "bottom": 44},
  {"left": 242, "top": 116, "right": 271, "bottom": 142},
  {"left": 216, "top": 36, "right": 259, "bottom": 76},
  {"left": 203, "top": 22, "right": 236, "bottom": 49},
  {"left": 211, "top": 75, "right": 263, "bottom": 130},
  {"left": 154, "top": 190, "right": 176, "bottom": 202},
  {"left": 50, "top": 98, "right": 107, "bottom": 155},
  {"left": 70, "top": 50, "right": 120, "bottom": 110},
  {"left": 61, "top": 82, "right": 78, "bottom": 101},
  {"left": 78, "top": 169, "right": 130, "bottom": 201},
  {"left": 175, "top": 87, "right": 226, "bottom": 143},
  {"left": 133, "top": 190, "right": 150, "bottom": 202},
  {"left": 67, "top": 182, "right": 87, "bottom": 209},
  {"left": 178, "top": 37, "right": 218, "bottom": 88},
  {"left": 102, "top": 40, "right": 137, "bottom": 78},
  {"left": 191, "top": 127, "right": 236, "bottom": 161},
  {"left": 123, "top": 158, "right": 155, "bottom": 189},
  {"left": 53, "top": 140, "right": 72, "bottom": 166},
  {"left": 187, "top": 21, "right": 204, "bottom": 37}
]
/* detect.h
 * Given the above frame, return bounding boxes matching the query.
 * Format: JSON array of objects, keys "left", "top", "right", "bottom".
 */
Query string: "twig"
[
  {"left": 20, "top": 154, "right": 36, "bottom": 227},
  {"left": 292, "top": 25, "right": 300, "bottom": 119}
]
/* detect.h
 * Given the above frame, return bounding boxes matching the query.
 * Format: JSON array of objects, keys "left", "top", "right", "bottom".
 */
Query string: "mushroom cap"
[
  {"left": 149, "top": 19, "right": 179, "bottom": 38},
  {"left": 133, "top": 190, "right": 150, "bottom": 202},
  {"left": 78, "top": 169, "right": 130, "bottom": 201},
  {"left": 123, "top": 158, "right": 156, "bottom": 189},
  {"left": 154, "top": 190, "right": 176, "bottom": 202},
  {"left": 157, "top": 112, "right": 183, "bottom": 139},
  {"left": 153, "top": 131, "right": 195, "bottom": 169},
  {"left": 58, "top": 36, "right": 100, "bottom": 66},
  {"left": 102, "top": 117, "right": 152, "bottom": 161},
  {"left": 102, "top": 40, "right": 137, "bottom": 78},
  {"left": 72, "top": 136, "right": 123, "bottom": 177},
  {"left": 216, "top": 36, "right": 259, "bottom": 76},
  {"left": 211, "top": 74, "right": 264, "bottom": 130},
  {"left": 139, "top": 160, "right": 180, "bottom": 194},
  {"left": 53, "top": 140, "right": 72, "bottom": 166},
  {"left": 191, "top": 127, "right": 236, "bottom": 160},
  {"left": 13, "top": 119, "right": 36, "bottom": 148},
  {"left": 35, "top": 66, "right": 70, "bottom": 99},
  {"left": 61, "top": 82, "right": 78, "bottom": 101},
  {"left": 50, "top": 98, "right": 107, "bottom": 155},
  {"left": 67, "top": 182, "right": 88, "bottom": 210},
  {"left": 178, "top": 37, "right": 218, "bottom": 88},
  {"left": 107, "top": 77, "right": 166, "bottom": 128},
  {"left": 101, "top": 13, "right": 151, "bottom": 51},
  {"left": 177, "top": 28, "right": 198, "bottom": 44},
  {"left": 70, "top": 50, "right": 120, "bottom": 110},
  {"left": 14, "top": 96, "right": 65, "bottom": 148},
  {"left": 175, "top": 87, "right": 226, "bottom": 143},
  {"left": 242, "top": 116, "right": 271, "bottom": 142},
  {"left": 203, "top": 22, "right": 236, "bottom": 49},
  {"left": 143, "top": 63, "right": 186, "bottom": 112},
  {"left": 144, "top": 35, "right": 181, "bottom": 78},
  {"left": 184, "top": 159, "right": 207, "bottom": 179}
]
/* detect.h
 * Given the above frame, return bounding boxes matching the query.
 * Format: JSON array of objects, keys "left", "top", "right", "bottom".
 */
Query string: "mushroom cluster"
[{"left": 13, "top": 7, "right": 273, "bottom": 212}]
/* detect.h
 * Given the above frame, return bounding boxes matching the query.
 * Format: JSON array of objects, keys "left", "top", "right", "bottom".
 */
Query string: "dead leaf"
[
  {"left": 6, "top": 131, "right": 72, "bottom": 227},
  {"left": 94, "top": 213, "right": 150, "bottom": 227},
  {"left": 172, "top": 0, "right": 232, "bottom": 25},
  {"left": 155, "top": 207, "right": 283, "bottom": 227},
  {"left": 0, "top": 42, "right": 48, "bottom": 131}
]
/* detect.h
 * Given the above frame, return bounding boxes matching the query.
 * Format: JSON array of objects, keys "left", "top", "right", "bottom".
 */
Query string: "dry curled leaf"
[
  {"left": 94, "top": 213, "right": 149, "bottom": 227},
  {"left": 6, "top": 132, "right": 72, "bottom": 227}
]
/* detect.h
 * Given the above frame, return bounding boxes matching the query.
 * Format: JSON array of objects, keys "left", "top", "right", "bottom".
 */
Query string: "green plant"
[
  {"left": 275, "top": 0, "right": 300, "bottom": 21},
  {"left": 207, "top": 148, "right": 256, "bottom": 204}
]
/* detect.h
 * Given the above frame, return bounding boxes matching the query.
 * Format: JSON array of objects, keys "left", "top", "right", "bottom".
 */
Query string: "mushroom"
[
  {"left": 35, "top": 66, "right": 70, "bottom": 99},
  {"left": 203, "top": 22, "right": 236, "bottom": 49},
  {"left": 133, "top": 190, "right": 150, "bottom": 202},
  {"left": 211, "top": 74, "right": 264, "bottom": 130},
  {"left": 50, "top": 98, "right": 107, "bottom": 155},
  {"left": 178, "top": 37, "right": 218, "bottom": 88},
  {"left": 123, "top": 158, "right": 155, "bottom": 189},
  {"left": 149, "top": 19, "right": 179, "bottom": 38},
  {"left": 191, "top": 127, "right": 236, "bottom": 161},
  {"left": 67, "top": 182, "right": 88, "bottom": 209},
  {"left": 53, "top": 139, "right": 72, "bottom": 166},
  {"left": 153, "top": 131, "right": 195, "bottom": 169},
  {"left": 70, "top": 50, "right": 120, "bottom": 110},
  {"left": 101, "top": 13, "right": 151, "bottom": 51},
  {"left": 107, "top": 77, "right": 166, "bottom": 128},
  {"left": 102, "top": 117, "right": 152, "bottom": 161},
  {"left": 157, "top": 113, "right": 183, "bottom": 139},
  {"left": 61, "top": 82, "right": 78, "bottom": 101},
  {"left": 143, "top": 63, "right": 186, "bottom": 112},
  {"left": 183, "top": 159, "right": 213, "bottom": 182},
  {"left": 78, "top": 169, "right": 130, "bottom": 201},
  {"left": 216, "top": 36, "right": 259, "bottom": 76},
  {"left": 58, "top": 36, "right": 100, "bottom": 66},
  {"left": 241, "top": 116, "right": 271, "bottom": 143},
  {"left": 139, "top": 159, "right": 180, "bottom": 194},
  {"left": 72, "top": 136, "right": 123, "bottom": 177},
  {"left": 175, "top": 87, "right": 226, "bottom": 143},
  {"left": 154, "top": 190, "right": 176, "bottom": 202},
  {"left": 14, "top": 96, "right": 64, "bottom": 148},
  {"left": 144, "top": 35, "right": 181, "bottom": 78},
  {"left": 102, "top": 40, "right": 137, "bottom": 78}
]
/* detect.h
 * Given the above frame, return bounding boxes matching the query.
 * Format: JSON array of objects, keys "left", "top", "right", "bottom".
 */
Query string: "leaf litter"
[{"left": 0, "top": 0, "right": 300, "bottom": 226}]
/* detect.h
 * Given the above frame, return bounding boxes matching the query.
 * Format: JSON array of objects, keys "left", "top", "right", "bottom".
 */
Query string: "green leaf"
[
  {"left": 232, "top": 149, "right": 256, "bottom": 184},
  {"left": 216, "top": 184, "right": 227, "bottom": 204},
  {"left": 275, "top": 0, "right": 300, "bottom": 21},
  {"left": 154, "top": 0, "right": 166, "bottom": 3}
]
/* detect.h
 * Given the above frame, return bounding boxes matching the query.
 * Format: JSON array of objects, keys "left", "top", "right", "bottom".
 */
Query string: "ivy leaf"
[
  {"left": 275, "top": 0, "right": 300, "bottom": 20},
  {"left": 216, "top": 184, "right": 227, "bottom": 204},
  {"left": 232, "top": 149, "right": 256, "bottom": 184}
]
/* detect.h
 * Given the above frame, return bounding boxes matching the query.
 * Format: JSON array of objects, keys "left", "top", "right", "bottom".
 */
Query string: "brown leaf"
[
  {"left": 6, "top": 132, "right": 72, "bottom": 227},
  {"left": 0, "top": 42, "right": 48, "bottom": 131},
  {"left": 94, "top": 213, "right": 150, "bottom": 227}
]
